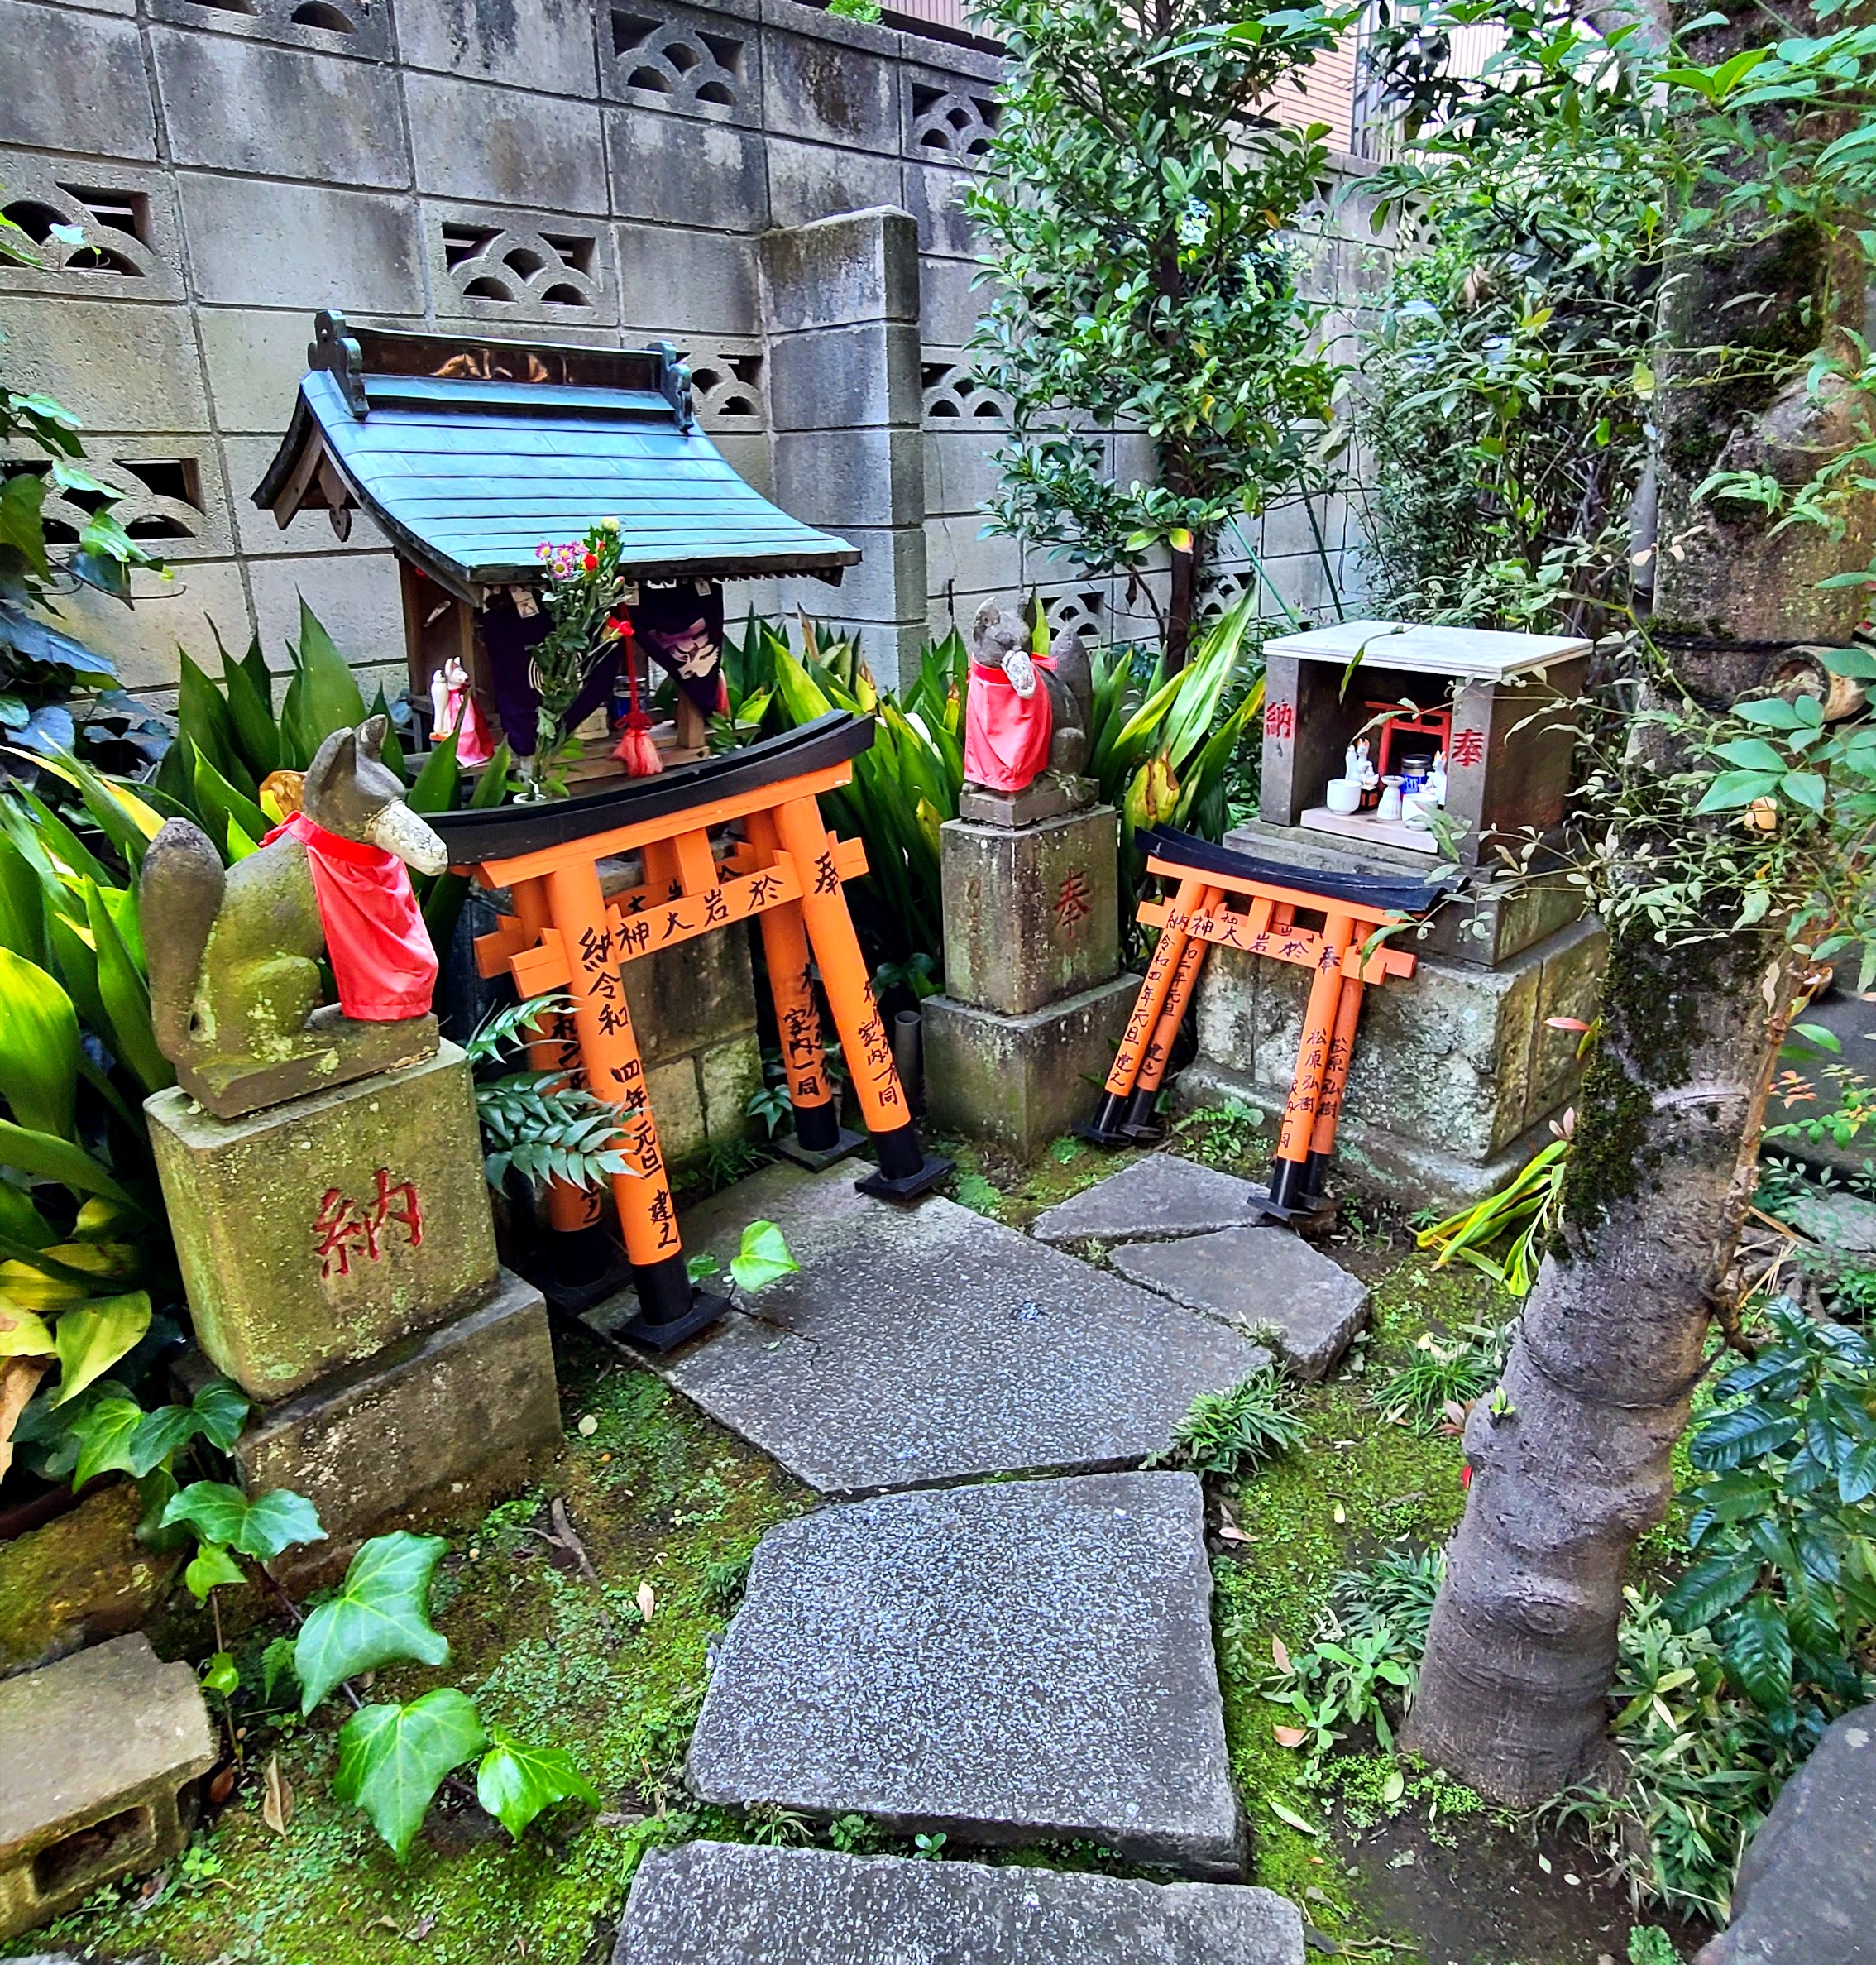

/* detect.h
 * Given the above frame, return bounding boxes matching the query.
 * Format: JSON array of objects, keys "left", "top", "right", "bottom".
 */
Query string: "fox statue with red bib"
[{"left": 141, "top": 715, "right": 448, "bottom": 1119}]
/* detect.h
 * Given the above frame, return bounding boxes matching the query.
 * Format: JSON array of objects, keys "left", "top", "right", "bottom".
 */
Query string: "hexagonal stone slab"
[
  {"left": 686, "top": 1472, "right": 1244, "bottom": 1879},
  {"left": 1110, "top": 1227, "right": 1370, "bottom": 1381},
  {"left": 615, "top": 1843, "right": 1305, "bottom": 1964},
  {"left": 589, "top": 1163, "right": 1270, "bottom": 1497},
  {"left": 1031, "top": 1153, "right": 1271, "bottom": 1246}
]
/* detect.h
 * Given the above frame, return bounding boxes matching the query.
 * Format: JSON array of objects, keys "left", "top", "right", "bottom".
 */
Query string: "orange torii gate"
[
  {"left": 433, "top": 714, "right": 948, "bottom": 1351},
  {"left": 1083, "top": 828, "right": 1448, "bottom": 1219}
]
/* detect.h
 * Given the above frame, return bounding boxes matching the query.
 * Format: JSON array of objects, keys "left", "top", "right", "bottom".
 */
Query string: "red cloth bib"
[
  {"left": 964, "top": 655, "right": 1055, "bottom": 793},
  {"left": 264, "top": 812, "right": 438, "bottom": 1023}
]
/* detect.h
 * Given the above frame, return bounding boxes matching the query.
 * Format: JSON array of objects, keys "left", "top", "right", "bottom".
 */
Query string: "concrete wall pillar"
[{"left": 761, "top": 205, "right": 928, "bottom": 689}]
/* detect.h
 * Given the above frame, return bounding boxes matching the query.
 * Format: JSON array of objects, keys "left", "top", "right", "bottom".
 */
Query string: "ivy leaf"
[
  {"left": 1661, "top": 1552, "right": 1758, "bottom": 1632},
  {"left": 261, "top": 1634, "right": 299, "bottom": 1704},
  {"left": 184, "top": 1541, "right": 247, "bottom": 1603},
  {"left": 335, "top": 1690, "right": 486, "bottom": 1860},
  {"left": 1723, "top": 1595, "right": 1793, "bottom": 1713},
  {"left": 67, "top": 1392, "right": 145, "bottom": 1488},
  {"left": 189, "top": 1376, "right": 251, "bottom": 1450},
  {"left": 730, "top": 1220, "right": 800, "bottom": 1296},
  {"left": 294, "top": 1531, "right": 450, "bottom": 1714},
  {"left": 161, "top": 1482, "right": 325, "bottom": 1561},
  {"left": 475, "top": 1733, "right": 601, "bottom": 1839}
]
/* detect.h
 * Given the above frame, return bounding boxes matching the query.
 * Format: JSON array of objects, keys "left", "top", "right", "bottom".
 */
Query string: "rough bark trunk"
[{"left": 1403, "top": 930, "right": 1797, "bottom": 1801}]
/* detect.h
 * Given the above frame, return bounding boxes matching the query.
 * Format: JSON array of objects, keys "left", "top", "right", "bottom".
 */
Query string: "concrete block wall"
[{"left": 0, "top": 0, "right": 1380, "bottom": 696}]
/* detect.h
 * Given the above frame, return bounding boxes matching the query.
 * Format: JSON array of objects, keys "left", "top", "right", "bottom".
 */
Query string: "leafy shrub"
[
  {"left": 1333, "top": 1545, "right": 1445, "bottom": 1651},
  {"left": 1661, "top": 1299, "right": 1876, "bottom": 1745},
  {"left": 1157, "top": 1368, "right": 1307, "bottom": 1478},
  {"left": 1374, "top": 1325, "right": 1507, "bottom": 1431}
]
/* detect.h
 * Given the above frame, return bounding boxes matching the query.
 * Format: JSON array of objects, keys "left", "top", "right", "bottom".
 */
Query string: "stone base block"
[
  {"left": 175, "top": 1011, "right": 438, "bottom": 1122},
  {"left": 0, "top": 1635, "right": 215, "bottom": 1941},
  {"left": 940, "top": 806, "right": 1121, "bottom": 1015},
  {"left": 226, "top": 1269, "right": 561, "bottom": 1589},
  {"left": 923, "top": 975, "right": 1137, "bottom": 1161},
  {"left": 957, "top": 774, "right": 1097, "bottom": 827},
  {"left": 146, "top": 1042, "right": 500, "bottom": 1401},
  {"left": 1223, "top": 819, "right": 1583, "bottom": 969},
  {"left": 1193, "top": 914, "right": 1606, "bottom": 1183}
]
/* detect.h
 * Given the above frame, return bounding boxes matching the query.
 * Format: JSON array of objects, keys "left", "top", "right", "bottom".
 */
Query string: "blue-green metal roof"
[{"left": 253, "top": 317, "right": 859, "bottom": 604}]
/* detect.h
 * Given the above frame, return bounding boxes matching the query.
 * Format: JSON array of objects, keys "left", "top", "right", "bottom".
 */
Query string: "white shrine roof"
[{"left": 1264, "top": 620, "right": 1591, "bottom": 682}]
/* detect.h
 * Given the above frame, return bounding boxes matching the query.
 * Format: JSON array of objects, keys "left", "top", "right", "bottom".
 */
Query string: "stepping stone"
[
  {"left": 591, "top": 1163, "right": 1270, "bottom": 1496},
  {"left": 615, "top": 1843, "right": 1305, "bottom": 1964},
  {"left": 1785, "top": 1186, "right": 1876, "bottom": 1253},
  {"left": 687, "top": 1471, "right": 1244, "bottom": 1879},
  {"left": 1031, "top": 1153, "right": 1271, "bottom": 1246},
  {"left": 1111, "top": 1227, "right": 1369, "bottom": 1382}
]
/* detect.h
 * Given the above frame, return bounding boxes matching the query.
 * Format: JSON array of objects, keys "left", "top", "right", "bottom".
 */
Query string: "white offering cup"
[
  {"left": 1324, "top": 777, "right": 1362, "bottom": 816},
  {"left": 1377, "top": 778, "right": 1403, "bottom": 822}
]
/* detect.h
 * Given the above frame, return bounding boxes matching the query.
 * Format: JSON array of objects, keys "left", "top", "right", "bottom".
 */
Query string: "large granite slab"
[
  {"left": 615, "top": 1843, "right": 1304, "bottom": 1963},
  {"left": 1031, "top": 1153, "right": 1271, "bottom": 1247},
  {"left": 686, "top": 1472, "right": 1245, "bottom": 1878},
  {"left": 1111, "top": 1226, "right": 1370, "bottom": 1381},
  {"left": 590, "top": 1162, "right": 1270, "bottom": 1496}
]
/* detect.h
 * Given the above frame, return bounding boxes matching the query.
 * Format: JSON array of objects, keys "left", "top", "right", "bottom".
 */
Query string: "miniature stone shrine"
[
  {"left": 142, "top": 717, "right": 561, "bottom": 1579},
  {"left": 1185, "top": 620, "right": 1608, "bottom": 1204},
  {"left": 924, "top": 601, "right": 1137, "bottom": 1157}
]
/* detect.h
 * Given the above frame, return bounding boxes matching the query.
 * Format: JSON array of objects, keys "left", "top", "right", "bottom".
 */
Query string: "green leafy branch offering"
[
  {"left": 686, "top": 1219, "right": 800, "bottom": 1297},
  {"left": 1662, "top": 1299, "right": 1876, "bottom": 1744},
  {"left": 464, "top": 994, "right": 633, "bottom": 1195},
  {"left": 171, "top": 1492, "right": 599, "bottom": 1858}
]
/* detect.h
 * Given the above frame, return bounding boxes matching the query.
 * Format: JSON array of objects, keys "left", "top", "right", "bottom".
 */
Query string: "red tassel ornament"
[{"left": 611, "top": 625, "right": 664, "bottom": 778}]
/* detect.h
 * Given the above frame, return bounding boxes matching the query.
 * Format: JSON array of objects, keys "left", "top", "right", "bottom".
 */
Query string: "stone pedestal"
[
  {"left": 146, "top": 1042, "right": 499, "bottom": 1401},
  {"left": 214, "top": 1270, "right": 562, "bottom": 1590},
  {"left": 0, "top": 1635, "right": 214, "bottom": 1940},
  {"left": 923, "top": 805, "right": 1130, "bottom": 1158},
  {"left": 1189, "top": 913, "right": 1607, "bottom": 1206}
]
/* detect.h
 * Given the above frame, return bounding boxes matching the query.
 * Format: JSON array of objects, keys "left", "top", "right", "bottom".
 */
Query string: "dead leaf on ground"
[
  {"left": 0, "top": 1356, "right": 48, "bottom": 1482},
  {"left": 261, "top": 1755, "right": 293, "bottom": 1837},
  {"left": 1273, "top": 1725, "right": 1309, "bottom": 1748},
  {"left": 409, "top": 1912, "right": 437, "bottom": 1940},
  {"left": 1271, "top": 1635, "right": 1292, "bottom": 1673},
  {"left": 636, "top": 1581, "right": 656, "bottom": 1623},
  {"left": 208, "top": 1764, "right": 237, "bottom": 1806},
  {"left": 1217, "top": 1522, "right": 1251, "bottom": 1546}
]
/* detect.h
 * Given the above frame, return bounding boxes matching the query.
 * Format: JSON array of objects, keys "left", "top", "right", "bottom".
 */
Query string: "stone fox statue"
[
  {"left": 143, "top": 716, "right": 449, "bottom": 1119},
  {"left": 963, "top": 599, "right": 1096, "bottom": 791}
]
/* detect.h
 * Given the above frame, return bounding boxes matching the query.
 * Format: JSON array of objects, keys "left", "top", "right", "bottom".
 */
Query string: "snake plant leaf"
[
  {"left": 294, "top": 1531, "right": 451, "bottom": 1714},
  {"left": 279, "top": 601, "right": 370, "bottom": 770},
  {"left": 335, "top": 1689, "right": 486, "bottom": 1859},
  {"left": 475, "top": 1733, "right": 601, "bottom": 1840},
  {"left": 215, "top": 627, "right": 281, "bottom": 780},
  {"left": 0, "top": 946, "right": 79, "bottom": 1140},
  {"left": 82, "top": 879, "right": 170, "bottom": 1095},
  {"left": 0, "top": 1117, "right": 136, "bottom": 1207},
  {"left": 177, "top": 650, "right": 258, "bottom": 801},
  {"left": 51, "top": 1290, "right": 152, "bottom": 1405}
]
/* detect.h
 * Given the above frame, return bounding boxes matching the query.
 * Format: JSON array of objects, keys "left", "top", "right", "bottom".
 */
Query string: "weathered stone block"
[
  {"left": 615, "top": 1843, "right": 1306, "bottom": 1964},
  {"left": 646, "top": 1056, "right": 707, "bottom": 1162},
  {"left": 778, "top": 525, "right": 926, "bottom": 631},
  {"left": 605, "top": 110, "right": 769, "bottom": 232},
  {"left": 774, "top": 427, "right": 924, "bottom": 530},
  {"left": 614, "top": 222, "right": 760, "bottom": 333},
  {"left": 0, "top": 1485, "right": 184, "bottom": 1680},
  {"left": 601, "top": 1160, "right": 1271, "bottom": 1494},
  {"left": 147, "top": 1042, "right": 499, "bottom": 1400},
  {"left": 247, "top": 551, "right": 406, "bottom": 669},
  {"left": 919, "top": 255, "right": 981, "bottom": 347},
  {"left": 229, "top": 1271, "right": 561, "bottom": 1589},
  {"left": 687, "top": 1472, "right": 1245, "bottom": 1876},
  {"left": 151, "top": 31, "right": 410, "bottom": 186},
  {"left": 179, "top": 178, "right": 423, "bottom": 311},
  {"left": 399, "top": 0, "right": 600, "bottom": 93},
  {"left": 1031, "top": 1153, "right": 1267, "bottom": 1247},
  {"left": 0, "top": 297, "right": 208, "bottom": 434},
  {"left": 768, "top": 320, "right": 922, "bottom": 433},
  {"left": 0, "top": 1636, "right": 215, "bottom": 1942},
  {"left": 47, "top": 563, "right": 256, "bottom": 695},
  {"left": 0, "top": 2, "right": 155, "bottom": 157},
  {"left": 698, "top": 1030, "right": 763, "bottom": 1143},
  {"left": 405, "top": 74, "right": 607, "bottom": 212},
  {"left": 762, "top": 206, "right": 921, "bottom": 332},
  {"left": 1194, "top": 915, "right": 1605, "bottom": 1169},
  {"left": 765, "top": 137, "right": 905, "bottom": 232},
  {"left": 1111, "top": 1226, "right": 1370, "bottom": 1381},
  {"left": 623, "top": 918, "right": 760, "bottom": 1066},
  {"left": 900, "top": 160, "right": 981, "bottom": 259},
  {"left": 763, "top": 29, "right": 900, "bottom": 151},
  {"left": 940, "top": 808, "right": 1121, "bottom": 1016},
  {"left": 924, "top": 428, "right": 1004, "bottom": 524},
  {"left": 923, "top": 974, "right": 1137, "bottom": 1160},
  {"left": 0, "top": 151, "right": 183, "bottom": 304}
]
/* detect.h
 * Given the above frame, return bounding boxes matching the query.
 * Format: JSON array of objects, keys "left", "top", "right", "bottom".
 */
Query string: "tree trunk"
[
  {"left": 1403, "top": 928, "right": 1795, "bottom": 1801},
  {"left": 1166, "top": 534, "right": 1198, "bottom": 671}
]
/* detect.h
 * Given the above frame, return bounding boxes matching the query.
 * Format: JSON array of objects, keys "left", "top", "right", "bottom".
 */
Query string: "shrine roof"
[
  {"left": 1264, "top": 620, "right": 1591, "bottom": 682},
  {"left": 251, "top": 312, "right": 859, "bottom": 606}
]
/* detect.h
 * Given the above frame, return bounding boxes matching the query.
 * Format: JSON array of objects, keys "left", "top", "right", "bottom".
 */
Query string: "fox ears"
[
  {"left": 305, "top": 715, "right": 391, "bottom": 799},
  {"left": 356, "top": 714, "right": 389, "bottom": 765}
]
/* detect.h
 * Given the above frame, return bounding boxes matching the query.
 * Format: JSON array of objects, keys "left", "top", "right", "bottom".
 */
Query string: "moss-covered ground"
[{"left": 26, "top": 1114, "right": 1673, "bottom": 1963}]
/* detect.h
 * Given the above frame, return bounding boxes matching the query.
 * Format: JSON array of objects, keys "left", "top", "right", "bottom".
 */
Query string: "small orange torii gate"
[
  {"left": 1083, "top": 828, "right": 1448, "bottom": 1218},
  {"left": 433, "top": 714, "right": 947, "bottom": 1351}
]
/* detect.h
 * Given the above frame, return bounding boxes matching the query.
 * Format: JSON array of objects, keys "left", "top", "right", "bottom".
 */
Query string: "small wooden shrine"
[{"left": 253, "top": 310, "right": 859, "bottom": 775}]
